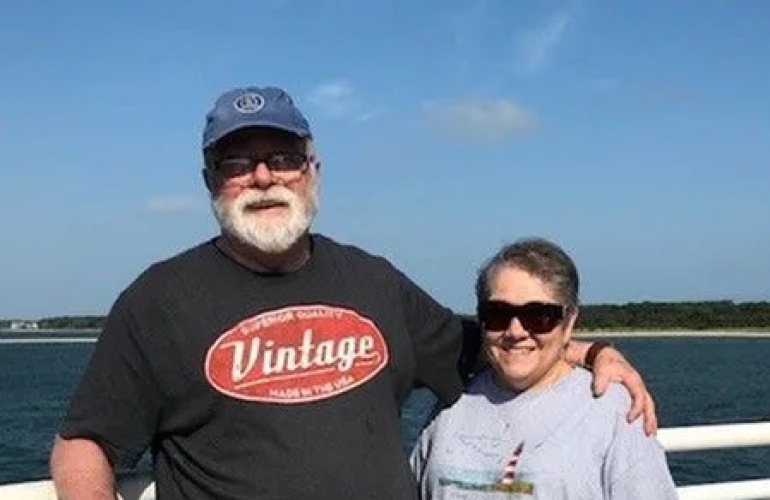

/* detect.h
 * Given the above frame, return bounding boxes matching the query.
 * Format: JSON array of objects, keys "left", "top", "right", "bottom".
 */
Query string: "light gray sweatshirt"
[{"left": 410, "top": 368, "right": 678, "bottom": 499}]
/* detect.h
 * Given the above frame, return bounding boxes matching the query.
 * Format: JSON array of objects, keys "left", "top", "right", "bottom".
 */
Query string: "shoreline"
[
  {"left": 573, "top": 330, "right": 770, "bottom": 338},
  {"left": 0, "top": 328, "right": 100, "bottom": 335},
  {"left": 2, "top": 328, "right": 770, "bottom": 339}
]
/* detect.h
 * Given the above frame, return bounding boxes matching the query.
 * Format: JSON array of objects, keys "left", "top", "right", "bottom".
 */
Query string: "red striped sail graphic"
[{"left": 500, "top": 442, "right": 525, "bottom": 485}]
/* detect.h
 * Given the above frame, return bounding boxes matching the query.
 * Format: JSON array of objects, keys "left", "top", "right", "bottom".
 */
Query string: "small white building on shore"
[{"left": 9, "top": 320, "right": 39, "bottom": 330}]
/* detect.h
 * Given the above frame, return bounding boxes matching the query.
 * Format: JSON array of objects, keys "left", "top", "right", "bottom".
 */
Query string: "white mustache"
[{"left": 235, "top": 187, "right": 297, "bottom": 209}]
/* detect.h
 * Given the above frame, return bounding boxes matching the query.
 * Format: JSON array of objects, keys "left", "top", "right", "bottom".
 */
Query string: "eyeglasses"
[
  {"left": 213, "top": 152, "right": 310, "bottom": 178},
  {"left": 477, "top": 300, "right": 566, "bottom": 334}
]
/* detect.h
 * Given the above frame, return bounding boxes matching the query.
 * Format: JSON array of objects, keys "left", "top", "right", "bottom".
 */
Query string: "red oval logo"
[{"left": 205, "top": 305, "right": 389, "bottom": 404}]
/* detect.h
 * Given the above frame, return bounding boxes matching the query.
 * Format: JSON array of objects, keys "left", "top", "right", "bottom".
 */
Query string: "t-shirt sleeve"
[
  {"left": 603, "top": 412, "right": 679, "bottom": 499},
  {"left": 58, "top": 294, "right": 162, "bottom": 469},
  {"left": 398, "top": 271, "right": 464, "bottom": 405}
]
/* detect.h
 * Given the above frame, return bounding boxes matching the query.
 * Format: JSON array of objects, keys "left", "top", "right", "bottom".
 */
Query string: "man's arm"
[
  {"left": 50, "top": 435, "right": 116, "bottom": 500},
  {"left": 565, "top": 340, "right": 657, "bottom": 436}
]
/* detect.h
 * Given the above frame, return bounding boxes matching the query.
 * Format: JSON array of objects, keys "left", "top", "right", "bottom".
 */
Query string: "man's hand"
[{"left": 591, "top": 346, "right": 657, "bottom": 436}]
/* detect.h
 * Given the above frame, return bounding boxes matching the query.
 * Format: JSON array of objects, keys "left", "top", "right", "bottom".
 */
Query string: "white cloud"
[
  {"left": 307, "top": 80, "right": 355, "bottom": 118},
  {"left": 423, "top": 98, "right": 533, "bottom": 143},
  {"left": 145, "top": 195, "right": 202, "bottom": 214},
  {"left": 307, "top": 80, "right": 378, "bottom": 122},
  {"left": 514, "top": 9, "right": 571, "bottom": 76}
]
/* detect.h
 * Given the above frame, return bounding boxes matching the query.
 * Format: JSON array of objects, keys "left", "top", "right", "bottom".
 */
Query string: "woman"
[{"left": 410, "top": 237, "right": 677, "bottom": 499}]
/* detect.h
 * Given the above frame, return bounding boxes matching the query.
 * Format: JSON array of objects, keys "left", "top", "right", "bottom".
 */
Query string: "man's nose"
[{"left": 249, "top": 162, "right": 274, "bottom": 188}]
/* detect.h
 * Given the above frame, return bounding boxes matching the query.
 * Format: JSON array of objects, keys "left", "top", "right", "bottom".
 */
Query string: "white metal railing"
[
  {"left": 658, "top": 421, "right": 770, "bottom": 500},
  {"left": 658, "top": 421, "right": 770, "bottom": 452},
  {"left": 1, "top": 421, "right": 769, "bottom": 499}
]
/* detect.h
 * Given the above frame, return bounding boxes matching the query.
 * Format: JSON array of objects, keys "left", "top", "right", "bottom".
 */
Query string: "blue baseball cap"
[{"left": 202, "top": 86, "right": 312, "bottom": 150}]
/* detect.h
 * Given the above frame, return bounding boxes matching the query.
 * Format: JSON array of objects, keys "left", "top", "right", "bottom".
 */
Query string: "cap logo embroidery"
[{"left": 233, "top": 92, "right": 265, "bottom": 114}]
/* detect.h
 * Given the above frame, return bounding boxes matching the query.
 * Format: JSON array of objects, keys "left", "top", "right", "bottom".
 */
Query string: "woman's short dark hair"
[{"left": 475, "top": 237, "right": 579, "bottom": 309}]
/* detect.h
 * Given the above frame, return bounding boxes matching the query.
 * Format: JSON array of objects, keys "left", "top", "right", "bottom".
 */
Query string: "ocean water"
[{"left": 1, "top": 334, "right": 769, "bottom": 487}]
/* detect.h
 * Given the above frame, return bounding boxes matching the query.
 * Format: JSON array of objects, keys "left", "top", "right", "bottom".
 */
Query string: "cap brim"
[{"left": 203, "top": 120, "right": 311, "bottom": 149}]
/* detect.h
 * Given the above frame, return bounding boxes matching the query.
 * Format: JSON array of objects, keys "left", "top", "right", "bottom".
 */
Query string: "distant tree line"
[
  {"left": 2, "top": 301, "right": 769, "bottom": 331},
  {"left": 575, "top": 300, "right": 770, "bottom": 330},
  {"left": 466, "top": 300, "right": 770, "bottom": 331},
  {"left": 38, "top": 316, "right": 107, "bottom": 330},
  {"left": 0, "top": 315, "right": 105, "bottom": 330}
]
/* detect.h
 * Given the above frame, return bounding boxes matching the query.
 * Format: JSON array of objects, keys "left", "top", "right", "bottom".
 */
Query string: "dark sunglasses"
[
  {"left": 477, "top": 300, "right": 566, "bottom": 334},
  {"left": 213, "top": 152, "right": 309, "bottom": 177}
]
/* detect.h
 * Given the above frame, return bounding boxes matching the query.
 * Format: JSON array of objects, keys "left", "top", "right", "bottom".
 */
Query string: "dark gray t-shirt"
[
  {"left": 60, "top": 235, "right": 464, "bottom": 499},
  {"left": 410, "top": 368, "right": 677, "bottom": 499}
]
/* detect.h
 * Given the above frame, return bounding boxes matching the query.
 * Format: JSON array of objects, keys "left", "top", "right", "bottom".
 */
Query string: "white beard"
[{"left": 212, "top": 180, "right": 318, "bottom": 254}]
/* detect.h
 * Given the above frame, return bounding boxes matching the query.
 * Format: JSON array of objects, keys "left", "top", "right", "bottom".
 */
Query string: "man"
[{"left": 50, "top": 86, "right": 654, "bottom": 499}]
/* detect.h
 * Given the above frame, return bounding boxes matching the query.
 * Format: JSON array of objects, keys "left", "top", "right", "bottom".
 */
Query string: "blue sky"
[{"left": 2, "top": 0, "right": 769, "bottom": 318}]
